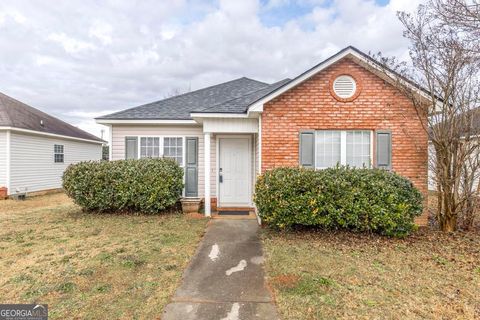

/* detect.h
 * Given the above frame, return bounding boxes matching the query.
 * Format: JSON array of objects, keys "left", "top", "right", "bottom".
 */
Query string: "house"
[
  {"left": 96, "top": 46, "right": 429, "bottom": 224},
  {"left": 0, "top": 93, "right": 104, "bottom": 196}
]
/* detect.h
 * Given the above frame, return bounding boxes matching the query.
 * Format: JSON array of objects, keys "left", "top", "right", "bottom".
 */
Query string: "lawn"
[
  {"left": 0, "top": 193, "right": 207, "bottom": 319},
  {"left": 263, "top": 228, "right": 480, "bottom": 319}
]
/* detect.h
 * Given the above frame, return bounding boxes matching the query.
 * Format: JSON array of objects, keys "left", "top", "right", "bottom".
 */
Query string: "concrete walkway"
[{"left": 163, "top": 219, "right": 279, "bottom": 320}]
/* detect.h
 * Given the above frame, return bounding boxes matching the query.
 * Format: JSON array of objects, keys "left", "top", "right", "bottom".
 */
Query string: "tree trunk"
[
  {"left": 439, "top": 190, "right": 457, "bottom": 232},
  {"left": 442, "top": 214, "right": 457, "bottom": 232}
]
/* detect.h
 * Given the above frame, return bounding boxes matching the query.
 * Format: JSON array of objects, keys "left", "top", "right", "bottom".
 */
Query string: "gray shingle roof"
[
  {"left": 97, "top": 77, "right": 289, "bottom": 120},
  {"left": 0, "top": 92, "right": 104, "bottom": 142},
  {"left": 97, "top": 77, "right": 273, "bottom": 120},
  {"left": 194, "top": 79, "right": 292, "bottom": 114}
]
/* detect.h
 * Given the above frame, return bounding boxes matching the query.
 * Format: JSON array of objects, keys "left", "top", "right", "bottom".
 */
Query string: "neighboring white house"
[{"left": 0, "top": 92, "right": 104, "bottom": 196}]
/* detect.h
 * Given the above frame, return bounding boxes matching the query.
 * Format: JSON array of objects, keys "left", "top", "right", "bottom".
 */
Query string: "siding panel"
[
  {"left": 9, "top": 132, "right": 102, "bottom": 194},
  {"left": 0, "top": 131, "right": 6, "bottom": 187}
]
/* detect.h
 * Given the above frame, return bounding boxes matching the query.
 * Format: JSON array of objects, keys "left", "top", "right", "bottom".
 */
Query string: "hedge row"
[
  {"left": 254, "top": 166, "right": 423, "bottom": 237},
  {"left": 63, "top": 158, "right": 183, "bottom": 213}
]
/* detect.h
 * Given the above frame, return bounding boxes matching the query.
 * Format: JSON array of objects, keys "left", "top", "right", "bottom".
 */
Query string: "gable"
[
  {"left": 247, "top": 46, "right": 432, "bottom": 114},
  {"left": 265, "top": 56, "right": 413, "bottom": 109}
]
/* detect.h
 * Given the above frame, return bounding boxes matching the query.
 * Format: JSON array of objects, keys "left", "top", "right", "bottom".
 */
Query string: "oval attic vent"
[{"left": 333, "top": 75, "right": 356, "bottom": 99}]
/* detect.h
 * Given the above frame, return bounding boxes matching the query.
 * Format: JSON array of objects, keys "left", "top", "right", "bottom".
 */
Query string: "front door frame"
[{"left": 216, "top": 134, "right": 253, "bottom": 208}]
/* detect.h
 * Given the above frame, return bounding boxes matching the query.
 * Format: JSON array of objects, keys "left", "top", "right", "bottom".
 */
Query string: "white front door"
[{"left": 218, "top": 137, "right": 251, "bottom": 207}]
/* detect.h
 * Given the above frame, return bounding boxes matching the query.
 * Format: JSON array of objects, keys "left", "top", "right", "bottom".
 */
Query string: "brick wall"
[{"left": 261, "top": 57, "right": 429, "bottom": 225}]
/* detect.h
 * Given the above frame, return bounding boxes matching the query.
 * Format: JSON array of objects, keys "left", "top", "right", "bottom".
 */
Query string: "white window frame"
[
  {"left": 54, "top": 144, "right": 65, "bottom": 164},
  {"left": 137, "top": 135, "right": 186, "bottom": 167},
  {"left": 314, "top": 130, "right": 373, "bottom": 169}
]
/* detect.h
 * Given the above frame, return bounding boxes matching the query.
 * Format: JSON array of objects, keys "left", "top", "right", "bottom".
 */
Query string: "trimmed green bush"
[
  {"left": 254, "top": 166, "right": 423, "bottom": 237},
  {"left": 63, "top": 158, "right": 183, "bottom": 213}
]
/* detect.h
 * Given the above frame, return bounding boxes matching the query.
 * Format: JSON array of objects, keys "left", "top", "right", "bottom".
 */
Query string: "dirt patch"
[
  {"left": 271, "top": 274, "right": 300, "bottom": 289},
  {"left": 185, "top": 212, "right": 205, "bottom": 219}
]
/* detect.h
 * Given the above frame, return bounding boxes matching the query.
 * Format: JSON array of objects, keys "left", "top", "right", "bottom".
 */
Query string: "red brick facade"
[{"left": 261, "top": 57, "right": 428, "bottom": 224}]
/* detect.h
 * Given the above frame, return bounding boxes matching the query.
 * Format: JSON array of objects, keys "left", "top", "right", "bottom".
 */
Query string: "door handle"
[{"left": 219, "top": 168, "right": 223, "bottom": 183}]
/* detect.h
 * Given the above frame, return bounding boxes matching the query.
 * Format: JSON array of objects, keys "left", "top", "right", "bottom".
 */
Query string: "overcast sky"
[{"left": 0, "top": 0, "right": 423, "bottom": 138}]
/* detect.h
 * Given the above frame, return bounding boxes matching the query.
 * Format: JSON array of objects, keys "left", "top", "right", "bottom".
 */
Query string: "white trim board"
[
  {"left": 95, "top": 119, "right": 198, "bottom": 125},
  {"left": 0, "top": 126, "right": 104, "bottom": 144},
  {"left": 190, "top": 113, "right": 252, "bottom": 119}
]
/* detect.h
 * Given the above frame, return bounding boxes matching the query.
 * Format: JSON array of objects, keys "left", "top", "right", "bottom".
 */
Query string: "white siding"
[
  {"left": 0, "top": 131, "right": 6, "bottom": 187},
  {"left": 111, "top": 125, "right": 217, "bottom": 197},
  {"left": 9, "top": 132, "right": 102, "bottom": 194},
  {"left": 203, "top": 118, "right": 259, "bottom": 133}
]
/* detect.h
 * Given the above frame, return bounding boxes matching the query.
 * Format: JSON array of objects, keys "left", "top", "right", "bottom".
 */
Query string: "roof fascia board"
[
  {"left": 95, "top": 119, "right": 198, "bottom": 125},
  {"left": 0, "top": 126, "right": 104, "bottom": 144},
  {"left": 189, "top": 113, "right": 252, "bottom": 119}
]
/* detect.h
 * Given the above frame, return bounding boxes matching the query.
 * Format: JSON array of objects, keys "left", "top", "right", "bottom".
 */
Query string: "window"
[
  {"left": 315, "top": 130, "right": 371, "bottom": 168},
  {"left": 346, "top": 131, "right": 371, "bottom": 168},
  {"left": 316, "top": 131, "right": 341, "bottom": 168},
  {"left": 138, "top": 136, "right": 184, "bottom": 165},
  {"left": 140, "top": 137, "right": 160, "bottom": 158},
  {"left": 54, "top": 144, "right": 64, "bottom": 163},
  {"left": 163, "top": 137, "right": 183, "bottom": 165}
]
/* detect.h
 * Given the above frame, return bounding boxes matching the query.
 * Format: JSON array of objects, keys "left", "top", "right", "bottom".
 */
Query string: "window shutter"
[
  {"left": 376, "top": 131, "right": 392, "bottom": 170},
  {"left": 185, "top": 137, "right": 198, "bottom": 197},
  {"left": 299, "top": 131, "right": 315, "bottom": 168},
  {"left": 125, "top": 136, "right": 138, "bottom": 160}
]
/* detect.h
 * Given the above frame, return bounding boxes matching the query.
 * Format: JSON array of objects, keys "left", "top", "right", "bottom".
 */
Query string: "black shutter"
[
  {"left": 299, "top": 131, "right": 315, "bottom": 168},
  {"left": 185, "top": 137, "right": 198, "bottom": 197},
  {"left": 125, "top": 137, "right": 138, "bottom": 160},
  {"left": 376, "top": 131, "right": 392, "bottom": 170}
]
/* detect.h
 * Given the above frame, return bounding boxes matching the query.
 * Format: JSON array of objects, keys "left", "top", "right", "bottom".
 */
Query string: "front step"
[{"left": 212, "top": 207, "right": 257, "bottom": 220}]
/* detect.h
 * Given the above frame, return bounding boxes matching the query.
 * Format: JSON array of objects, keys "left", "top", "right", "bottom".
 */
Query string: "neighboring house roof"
[
  {"left": 96, "top": 77, "right": 274, "bottom": 120},
  {"left": 0, "top": 92, "right": 104, "bottom": 143},
  {"left": 97, "top": 46, "right": 433, "bottom": 122}
]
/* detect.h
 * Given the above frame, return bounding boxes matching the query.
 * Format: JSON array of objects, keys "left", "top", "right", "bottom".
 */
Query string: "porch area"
[{"left": 196, "top": 116, "right": 261, "bottom": 217}]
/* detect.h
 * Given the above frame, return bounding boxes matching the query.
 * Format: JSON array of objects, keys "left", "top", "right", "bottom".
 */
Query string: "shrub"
[
  {"left": 254, "top": 166, "right": 423, "bottom": 237},
  {"left": 63, "top": 158, "right": 183, "bottom": 213}
]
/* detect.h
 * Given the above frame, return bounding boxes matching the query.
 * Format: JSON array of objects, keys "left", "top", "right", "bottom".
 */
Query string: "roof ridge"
[
  {"left": 98, "top": 77, "right": 268, "bottom": 119},
  {"left": 194, "top": 78, "right": 291, "bottom": 113}
]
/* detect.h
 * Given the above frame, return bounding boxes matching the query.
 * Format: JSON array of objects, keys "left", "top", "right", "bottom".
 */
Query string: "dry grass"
[
  {"left": 263, "top": 228, "right": 480, "bottom": 320},
  {"left": 0, "top": 193, "right": 207, "bottom": 319}
]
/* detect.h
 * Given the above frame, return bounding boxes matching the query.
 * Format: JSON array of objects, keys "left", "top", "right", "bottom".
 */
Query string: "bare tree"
[
  {"left": 433, "top": 0, "right": 480, "bottom": 42},
  {"left": 372, "top": 0, "right": 480, "bottom": 231}
]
